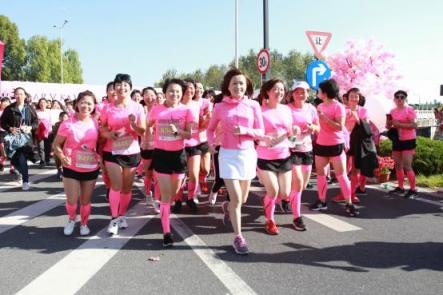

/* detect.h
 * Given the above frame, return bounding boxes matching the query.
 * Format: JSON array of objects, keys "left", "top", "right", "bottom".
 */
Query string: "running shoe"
[
  {"left": 345, "top": 203, "right": 359, "bottom": 217},
  {"left": 265, "top": 220, "right": 279, "bottom": 235},
  {"left": 232, "top": 236, "right": 249, "bottom": 255},
  {"left": 79, "top": 224, "right": 90, "bottom": 236},
  {"left": 332, "top": 193, "right": 346, "bottom": 203},
  {"left": 388, "top": 187, "right": 405, "bottom": 195},
  {"left": 119, "top": 216, "right": 128, "bottom": 229},
  {"left": 152, "top": 200, "right": 161, "bottom": 214},
  {"left": 163, "top": 233, "right": 174, "bottom": 247},
  {"left": 355, "top": 187, "right": 367, "bottom": 195},
  {"left": 200, "top": 181, "right": 209, "bottom": 194},
  {"left": 64, "top": 219, "right": 76, "bottom": 236},
  {"left": 172, "top": 201, "right": 182, "bottom": 213},
  {"left": 309, "top": 200, "right": 327, "bottom": 211},
  {"left": 22, "top": 182, "right": 30, "bottom": 191},
  {"left": 351, "top": 195, "right": 360, "bottom": 204},
  {"left": 208, "top": 191, "right": 218, "bottom": 206},
  {"left": 404, "top": 189, "right": 418, "bottom": 199},
  {"left": 293, "top": 217, "right": 307, "bottom": 231},
  {"left": 107, "top": 218, "right": 119, "bottom": 235},
  {"left": 186, "top": 199, "right": 198, "bottom": 214}
]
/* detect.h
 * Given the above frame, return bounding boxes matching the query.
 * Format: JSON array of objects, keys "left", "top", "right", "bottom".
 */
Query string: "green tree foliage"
[
  {"left": 0, "top": 15, "right": 83, "bottom": 83},
  {"left": 0, "top": 15, "right": 26, "bottom": 80},
  {"left": 155, "top": 49, "right": 313, "bottom": 90}
]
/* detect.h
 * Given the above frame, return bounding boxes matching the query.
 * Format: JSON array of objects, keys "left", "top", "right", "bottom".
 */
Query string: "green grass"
[{"left": 416, "top": 174, "right": 443, "bottom": 189}]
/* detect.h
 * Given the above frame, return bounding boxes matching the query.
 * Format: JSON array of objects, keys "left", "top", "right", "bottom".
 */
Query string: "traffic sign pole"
[{"left": 262, "top": 0, "right": 270, "bottom": 83}]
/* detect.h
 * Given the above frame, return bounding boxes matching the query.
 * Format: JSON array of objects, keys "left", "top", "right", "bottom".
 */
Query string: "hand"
[
  {"left": 20, "top": 125, "right": 32, "bottom": 133},
  {"left": 233, "top": 125, "right": 243, "bottom": 135},
  {"left": 9, "top": 127, "right": 19, "bottom": 134},
  {"left": 261, "top": 135, "right": 274, "bottom": 147},
  {"left": 391, "top": 120, "right": 401, "bottom": 128},
  {"left": 61, "top": 155, "right": 72, "bottom": 166},
  {"left": 169, "top": 124, "right": 178, "bottom": 135},
  {"left": 306, "top": 123, "right": 315, "bottom": 133},
  {"left": 292, "top": 125, "right": 301, "bottom": 135},
  {"left": 108, "top": 130, "right": 118, "bottom": 140}
]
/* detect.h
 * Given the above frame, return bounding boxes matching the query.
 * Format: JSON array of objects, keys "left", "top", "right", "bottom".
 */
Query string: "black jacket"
[
  {"left": 350, "top": 120, "right": 379, "bottom": 177},
  {"left": 0, "top": 102, "right": 38, "bottom": 133}
]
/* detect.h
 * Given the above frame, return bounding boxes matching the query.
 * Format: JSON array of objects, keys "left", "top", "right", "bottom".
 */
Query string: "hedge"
[{"left": 379, "top": 136, "right": 443, "bottom": 176}]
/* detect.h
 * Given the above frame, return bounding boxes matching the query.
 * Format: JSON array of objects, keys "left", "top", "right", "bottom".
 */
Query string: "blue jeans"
[{"left": 12, "top": 150, "right": 29, "bottom": 183}]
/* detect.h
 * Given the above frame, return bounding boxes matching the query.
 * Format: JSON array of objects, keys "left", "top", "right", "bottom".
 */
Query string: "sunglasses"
[{"left": 395, "top": 95, "right": 406, "bottom": 100}]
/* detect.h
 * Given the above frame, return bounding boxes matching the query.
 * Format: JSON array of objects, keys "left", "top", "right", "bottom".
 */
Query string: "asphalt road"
[{"left": 0, "top": 163, "right": 442, "bottom": 295}]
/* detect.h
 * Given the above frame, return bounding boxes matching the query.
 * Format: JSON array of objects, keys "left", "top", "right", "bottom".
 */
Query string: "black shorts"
[
  {"left": 314, "top": 143, "right": 344, "bottom": 157},
  {"left": 62, "top": 167, "right": 100, "bottom": 181},
  {"left": 103, "top": 151, "right": 141, "bottom": 168},
  {"left": 257, "top": 157, "right": 292, "bottom": 173},
  {"left": 393, "top": 139, "right": 416, "bottom": 151},
  {"left": 141, "top": 149, "right": 154, "bottom": 160},
  {"left": 291, "top": 151, "right": 314, "bottom": 166},
  {"left": 185, "top": 142, "right": 210, "bottom": 157},
  {"left": 152, "top": 148, "right": 186, "bottom": 174}
]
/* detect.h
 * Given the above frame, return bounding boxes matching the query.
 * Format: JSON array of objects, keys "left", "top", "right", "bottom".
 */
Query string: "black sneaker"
[
  {"left": 306, "top": 182, "right": 313, "bottom": 189},
  {"left": 186, "top": 199, "right": 198, "bottom": 213},
  {"left": 355, "top": 187, "right": 367, "bottom": 195},
  {"left": 389, "top": 187, "right": 405, "bottom": 195},
  {"left": 309, "top": 200, "right": 327, "bottom": 211},
  {"left": 39, "top": 161, "right": 45, "bottom": 169},
  {"left": 172, "top": 201, "right": 182, "bottom": 213},
  {"left": 163, "top": 233, "right": 174, "bottom": 247},
  {"left": 404, "top": 189, "right": 418, "bottom": 199},
  {"left": 345, "top": 203, "right": 359, "bottom": 217},
  {"left": 0, "top": 163, "right": 4, "bottom": 172},
  {"left": 293, "top": 217, "right": 307, "bottom": 231},
  {"left": 280, "top": 199, "right": 291, "bottom": 214}
]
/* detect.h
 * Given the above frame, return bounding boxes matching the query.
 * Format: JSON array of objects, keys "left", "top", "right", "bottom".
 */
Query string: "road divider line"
[
  {"left": 171, "top": 217, "right": 257, "bottom": 295},
  {"left": 302, "top": 207, "right": 362, "bottom": 232},
  {"left": 0, "top": 170, "right": 55, "bottom": 192}
]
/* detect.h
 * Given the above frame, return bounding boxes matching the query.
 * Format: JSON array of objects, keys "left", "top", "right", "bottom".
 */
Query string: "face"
[
  {"left": 107, "top": 85, "right": 116, "bottom": 100},
  {"left": 318, "top": 88, "right": 327, "bottom": 101},
  {"left": 39, "top": 100, "right": 47, "bottom": 110},
  {"left": 143, "top": 89, "right": 157, "bottom": 105},
  {"left": 195, "top": 83, "right": 204, "bottom": 98},
  {"left": 267, "top": 82, "right": 285, "bottom": 103},
  {"left": 60, "top": 114, "right": 69, "bottom": 121},
  {"left": 114, "top": 81, "right": 131, "bottom": 98},
  {"left": 66, "top": 103, "right": 74, "bottom": 111},
  {"left": 228, "top": 75, "right": 247, "bottom": 98},
  {"left": 131, "top": 92, "right": 142, "bottom": 102},
  {"left": 165, "top": 83, "right": 182, "bottom": 106},
  {"left": 1, "top": 100, "right": 10, "bottom": 109},
  {"left": 292, "top": 87, "right": 309, "bottom": 102},
  {"left": 184, "top": 83, "right": 195, "bottom": 99},
  {"left": 348, "top": 91, "right": 360, "bottom": 107},
  {"left": 52, "top": 101, "right": 61, "bottom": 109},
  {"left": 394, "top": 93, "right": 406, "bottom": 107},
  {"left": 77, "top": 95, "right": 95, "bottom": 115},
  {"left": 14, "top": 89, "right": 26, "bottom": 103},
  {"left": 157, "top": 93, "right": 165, "bottom": 105}
]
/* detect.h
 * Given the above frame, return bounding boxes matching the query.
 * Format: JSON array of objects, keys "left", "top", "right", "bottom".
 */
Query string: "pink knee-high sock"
[
  {"left": 109, "top": 189, "right": 120, "bottom": 218},
  {"left": 144, "top": 177, "right": 152, "bottom": 194},
  {"left": 406, "top": 170, "right": 416, "bottom": 190},
  {"left": 359, "top": 175, "right": 367, "bottom": 190},
  {"left": 336, "top": 174, "right": 351, "bottom": 202},
  {"left": 317, "top": 175, "right": 328, "bottom": 201},
  {"left": 119, "top": 192, "right": 132, "bottom": 216},
  {"left": 188, "top": 180, "right": 197, "bottom": 200},
  {"left": 160, "top": 201, "right": 171, "bottom": 233},
  {"left": 65, "top": 202, "right": 77, "bottom": 221},
  {"left": 396, "top": 169, "right": 405, "bottom": 189},
  {"left": 351, "top": 173, "right": 359, "bottom": 195},
  {"left": 290, "top": 191, "right": 302, "bottom": 219},
  {"left": 263, "top": 195, "right": 276, "bottom": 221},
  {"left": 80, "top": 203, "right": 91, "bottom": 225}
]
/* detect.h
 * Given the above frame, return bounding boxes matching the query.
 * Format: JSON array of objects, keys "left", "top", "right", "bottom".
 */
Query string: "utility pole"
[{"left": 53, "top": 20, "right": 68, "bottom": 84}]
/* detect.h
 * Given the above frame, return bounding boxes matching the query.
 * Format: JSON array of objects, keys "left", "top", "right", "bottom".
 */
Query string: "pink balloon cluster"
[{"left": 327, "top": 39, "right": 402, "bottom": 99}]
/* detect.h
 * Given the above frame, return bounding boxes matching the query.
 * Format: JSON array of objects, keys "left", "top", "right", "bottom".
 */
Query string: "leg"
[
  {"left": 258, "top": 169, "right": 279, "bottom": 223},
  {"left": 79, "top": 179, "right": 96, "bottom": 225},
  {"left": 104, "top": 161, "right": 123, "bottom": 218}
]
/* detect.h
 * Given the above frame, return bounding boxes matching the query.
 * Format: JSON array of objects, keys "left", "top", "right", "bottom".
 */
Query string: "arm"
[
  {"left": 236, "top": 102, "right": 265, "bottom": 138},
  {"left": 52, "top": 134, "right": 71, "bottom": 166}
]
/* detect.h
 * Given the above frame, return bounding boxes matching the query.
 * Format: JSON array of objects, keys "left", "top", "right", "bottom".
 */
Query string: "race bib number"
[
  {"left": 112, "top": 135, "right": 133, "bottom": 154},
  {"left": 158, "top": 123, "right": 180, "bottom": 141},
  {"left": 75, "top": 150, "right": 98, "bottom": 169}
]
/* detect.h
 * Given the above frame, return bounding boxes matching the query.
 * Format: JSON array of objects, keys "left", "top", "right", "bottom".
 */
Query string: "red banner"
[{"left": 0, "top": 40, "right": 4, "bottom": 80}]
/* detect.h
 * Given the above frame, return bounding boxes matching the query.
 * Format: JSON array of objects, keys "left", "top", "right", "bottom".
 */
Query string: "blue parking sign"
[{"left": 306, "top": 60, "right": 331, "bottom": 90}]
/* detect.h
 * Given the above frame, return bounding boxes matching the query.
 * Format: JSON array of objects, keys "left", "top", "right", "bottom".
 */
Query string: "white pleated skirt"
[{"left": 219, "top": 147, "right": 257, "bottom": 180}]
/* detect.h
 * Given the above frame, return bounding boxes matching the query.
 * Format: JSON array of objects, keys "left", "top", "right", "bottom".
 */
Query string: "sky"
[{"left": 1, "top": 0, "right": 443, "bottom": 103}]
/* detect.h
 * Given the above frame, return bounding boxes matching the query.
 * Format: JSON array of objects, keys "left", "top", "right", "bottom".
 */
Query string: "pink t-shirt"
[
  {"left": 345, "top": 106, "right": 368, "bottom": 132},
  {"left": 390, "top": 106, "right": 416, "bottom": 140},
  {"left": 207, "top": 96, "right": 264, "bottom": 150},
  {"left": 289, "top": 103, "right": 319, "bottom": 153},
  {"left": 182, "top": 101, "right": 200, "bottom": 148},
  {"left": 196, "top": 98, "right": 213, "bottom": 143},
  {"left": 316, "top": 100, "right": 346, "bottom": 146},
  {"left": 57, "top": 116, "right": 99, "bottom": 172},
  {"left": 101, "top": 100, "right": 145, "bottom": 155},
  {"left": 256, "top": 104, "right": 292, "bottom": 160},
  {"left": 149, "top": 104, "right": 196, "bottom": 151}
]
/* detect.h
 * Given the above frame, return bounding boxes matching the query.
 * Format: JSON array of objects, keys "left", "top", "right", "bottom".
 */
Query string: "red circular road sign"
[{"left": 256, "top": 48, "right": 270, "bottom": 74}]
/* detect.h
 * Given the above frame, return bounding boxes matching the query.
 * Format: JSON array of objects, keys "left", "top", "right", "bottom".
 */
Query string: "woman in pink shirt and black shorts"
[
  {"left": 207, "top": 68, "right": 264, "bottom": 255},
  {"left": 309, "top": 79, "right": 359, "bottom": 217},
  {"left": 52, "top": 90, "right": 100, "bottom": 236}
]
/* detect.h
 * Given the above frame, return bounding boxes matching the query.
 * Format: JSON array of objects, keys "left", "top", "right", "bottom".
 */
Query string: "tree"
[
  {"left": 24, "top": 35, "right": 51, "bottom": 82},
  {"left": 64, "top": 49, "right": 83, "bottom": 83},
  {"left": 0, "top": 15, "right": 26, "bottom": 80}
]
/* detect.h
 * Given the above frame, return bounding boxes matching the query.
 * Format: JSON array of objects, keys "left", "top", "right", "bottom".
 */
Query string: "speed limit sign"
[{"left": 256, "top": 48, "right": 270, "bottom": 74}]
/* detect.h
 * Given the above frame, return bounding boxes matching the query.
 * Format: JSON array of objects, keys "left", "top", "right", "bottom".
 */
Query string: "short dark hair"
[
  {"left": 142, "top": 87, "right": 157, "bottom": 96},
  {"left": 37, "top": 98, "right": 48, "bottom": 110},
  {"left": 131, "top": 89, "right": 141, "bottom": 98},
  {"left": 346, "top": 87, "right": 366, "bottom": 106},
  {"left": 394, "top": 90, "right": 408, "bottom": 98},
  {"left": 106, "top": 81, "right": 114, "bottom": 92},
  {"left": 220, "top": 68, "right": 254, "bottom": 98},
  {"left": 202, "top": 89, "right": 216, "bottom": 99},
  {"left": 0, "top": 97, "right": 11, "bottom": 103},
  {"left": 113, "top": 73, "right": 132, "bottom": 89},
  {"left": 162, "top": 78, "right": 186, "bottom": 96},
  {"left": 318, "top": 79, "right": 340, "bottom": 100},
  {"left": 258, "top": 79, "right": 286, "bottom": 105},
  {"left": 59, "top": 111, "right": 68, "bottom": 119},
  {"left": 74, "top": 90, "right": 97, "bottom": 115}
]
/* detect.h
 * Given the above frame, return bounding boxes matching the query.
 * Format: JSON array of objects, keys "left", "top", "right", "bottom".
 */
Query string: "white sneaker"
[
  {"left": 118, "top": 216, "right": 128, "bottom": 229},
  {"left": 152, "top": 200, "right": 161, "bottom": 214},
  {"left": 107, "top": 218, "right": 119, "bottom": 235},
  {"left": 145, "top": 190, "right": 153, "bottom": 203},
  {"left": 208, "top": 191, "right": 218, "bottom": 206},
  {"left": 22, "top": 182, "right": 30, "bottom": 191},
  {"left": 79, "top": 224, "right": 90, "bottom": 236},
  {"left": 64, "top": 219, "right": 76, "bottom": 236}
]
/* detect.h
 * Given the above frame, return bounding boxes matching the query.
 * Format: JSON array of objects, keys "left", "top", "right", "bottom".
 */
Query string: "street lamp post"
[
  {"left": 235, "top": 0, "right": 239, "bottom": 68},
  {"left": 53, "top": 20, "right": 68, "bottom": 84}
]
